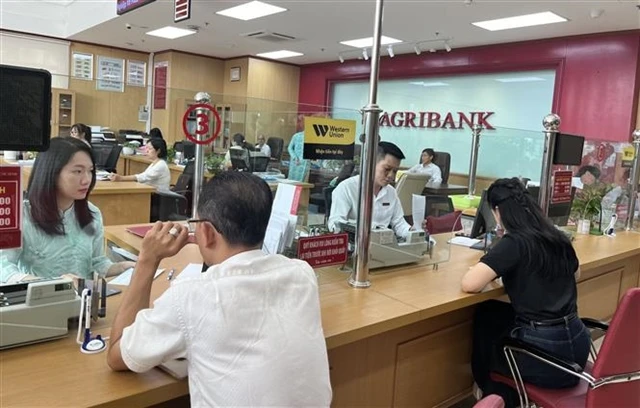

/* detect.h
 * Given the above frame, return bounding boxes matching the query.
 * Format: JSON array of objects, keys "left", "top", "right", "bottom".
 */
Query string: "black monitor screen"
[
  {"left": 553, "top": 133, "right": 585, "bottom": 166},
  {"left": 0, "top": 65, "right": 51, "bottom": 151},
  {"left": 470, "top": 190, "right": 497, "bottom": 238},
  {"left": 526, "top": 185, "right": 575, "bottom": 226}
]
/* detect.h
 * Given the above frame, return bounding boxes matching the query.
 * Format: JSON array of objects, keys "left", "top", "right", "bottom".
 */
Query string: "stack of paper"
[{"left": 262, "top": 183, "right": 300, "bottom": 255}]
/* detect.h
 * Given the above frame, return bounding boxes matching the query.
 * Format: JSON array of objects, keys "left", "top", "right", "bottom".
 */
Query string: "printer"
[
  {"left": 340, "top": 223, "right": 434, "bottom": 270},
  {"left": 0, "top": 278, "right": 80, "bottom": 349}
]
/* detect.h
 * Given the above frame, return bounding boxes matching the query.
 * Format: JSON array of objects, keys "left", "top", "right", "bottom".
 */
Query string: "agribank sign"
[{"left": 379, "top": 111, "right": 495, "bottom": 130}]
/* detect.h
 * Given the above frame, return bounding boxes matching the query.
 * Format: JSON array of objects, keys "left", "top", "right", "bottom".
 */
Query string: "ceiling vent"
[{"left": 241, "top": 31, "right": 296, "bottom": 42}]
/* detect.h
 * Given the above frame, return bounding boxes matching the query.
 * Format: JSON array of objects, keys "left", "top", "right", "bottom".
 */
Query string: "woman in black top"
[{"left": 462, "top": 178, "right": 590, "bottom": 407}]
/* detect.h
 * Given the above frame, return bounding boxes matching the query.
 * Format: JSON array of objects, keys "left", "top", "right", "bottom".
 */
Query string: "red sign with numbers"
[
  {"left": 182, "top": 103, "right": 222, "bottom": 145},
  {"left": 551, "top": 170, "right": 573, "bottom": 205},
  {"left": 297, "top": 233, "right": 349, "bottom": 268},
  {"left": 0, "top": 166, "right": 22, "bottom": 249}
]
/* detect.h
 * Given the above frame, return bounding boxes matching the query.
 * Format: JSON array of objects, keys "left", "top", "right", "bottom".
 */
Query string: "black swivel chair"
[
  {"left": 266, "top": 137, "right": 284, "bottom": 162},
  {"left": 230, "top": 148, "right": 251, "bottom": 172},
  {"left": 432, "top": 151, "right": 451, "bottom": 184},
  {"left": 150, "top": 161, "right": 196, "bottom": 222}
]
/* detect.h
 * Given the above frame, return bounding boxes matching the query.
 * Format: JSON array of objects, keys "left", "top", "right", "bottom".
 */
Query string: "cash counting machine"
[
  {"left": 0, "top": 278, "right": 80, "bottom": 349},
  {"left": 341, "top": 223, "right": 434, "bottom": 270}
]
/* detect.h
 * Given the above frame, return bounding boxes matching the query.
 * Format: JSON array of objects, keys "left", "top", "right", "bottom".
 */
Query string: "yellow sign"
[
  {"left": 303, "top": 116, "right": 357, "bottom": 160},
  {"left": 622, "top": 145, "right": 636, "bottom": 168}
]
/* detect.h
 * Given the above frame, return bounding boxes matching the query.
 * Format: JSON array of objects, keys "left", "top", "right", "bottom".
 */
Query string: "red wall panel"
[{"left": 298, "top": 31, "right": 640, "bottom": 142}]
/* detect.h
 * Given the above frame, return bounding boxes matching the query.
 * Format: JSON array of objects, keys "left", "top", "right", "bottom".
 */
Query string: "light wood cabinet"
[{"left": 51, "top": 89, "right": 76, "bottom": 137}]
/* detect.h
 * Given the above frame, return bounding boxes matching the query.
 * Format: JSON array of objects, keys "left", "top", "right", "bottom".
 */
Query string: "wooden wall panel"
[
  {"left": 169, "top": 51, "right": 224, "bottom": 95},
  {"left": 69, "top": 42, "right": 148, "bottom": 132}
]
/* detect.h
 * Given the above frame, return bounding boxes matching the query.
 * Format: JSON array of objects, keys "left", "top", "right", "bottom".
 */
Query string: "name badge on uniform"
[{"left": 382, "top": 202, "right": 390, "bottom": 207}]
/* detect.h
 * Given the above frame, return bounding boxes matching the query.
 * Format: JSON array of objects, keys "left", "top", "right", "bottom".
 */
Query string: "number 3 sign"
[{"left": 181, "top": 103, "right": 222, "bottom": 145}]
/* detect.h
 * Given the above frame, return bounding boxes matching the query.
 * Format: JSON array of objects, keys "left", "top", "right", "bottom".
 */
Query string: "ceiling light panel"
[
  {"left": 256, "top": 50, "right": 303, "bottom": 59},
  {"left": 340, "top": 36, "right": 403, "bottom": 48},
  {"left": 472, "top": 11, "right": 567, "bottom": 31},
  {"left": 146, "top": 26, "right": 197, "bottom": 39},
  {"left": 216, "top": 1, "right": 287, "bottom": 21}
]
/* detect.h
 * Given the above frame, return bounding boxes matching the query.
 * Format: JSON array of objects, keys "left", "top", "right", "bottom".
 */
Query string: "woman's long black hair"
[
  {"left": 27, "top": 137, "right": 97, "bottom": 236},
  {"left": 487, "top": 178, "right": 576, "bottom": 279}
]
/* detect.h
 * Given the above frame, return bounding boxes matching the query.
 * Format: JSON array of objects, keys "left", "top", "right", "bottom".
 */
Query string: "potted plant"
[
  {"left": 205, "top": 153, "right": 225, "bottom": 176},
  {"left": 122, "top": 142, "right": 137, "bottom": 155},
  {"left": 571, "top": 184, "right": 611, "bottom": 235},
  {"left": 166, "top": 146, "right": 176, "bottom": 164}
]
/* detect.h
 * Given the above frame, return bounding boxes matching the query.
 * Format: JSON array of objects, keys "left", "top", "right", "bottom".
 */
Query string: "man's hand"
[{"left": 139, "top": 222, "right": 189, "bottom": 265}]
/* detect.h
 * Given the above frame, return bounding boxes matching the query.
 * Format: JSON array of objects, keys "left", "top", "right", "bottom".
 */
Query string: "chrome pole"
[
  {"left": 539, "top": 114, "right": 561, "bottom": 216},
  {"left": 192, "top": 91, "right": 211, "bottom": 218},
  {"left": 467, "top": 124, "right": 483, "bottom": 196},
  {"left": 349, "top": 0, "right": 384, "bottom": 289},
  {"left": 625, "top": 129, "right": 640, "bottom": 231}
]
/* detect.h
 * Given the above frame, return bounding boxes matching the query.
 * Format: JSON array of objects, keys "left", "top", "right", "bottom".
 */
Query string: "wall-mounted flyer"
[
  {"left": 96, "top": 56, "right": 124, "bottom": 92},
  {"left": 72, "top": 52, "right": 93, "bottom": 80}
]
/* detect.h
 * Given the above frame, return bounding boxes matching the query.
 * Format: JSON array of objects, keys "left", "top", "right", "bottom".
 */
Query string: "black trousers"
[{"left": 471, "top": 300, "right": 520, "bottom": 408}]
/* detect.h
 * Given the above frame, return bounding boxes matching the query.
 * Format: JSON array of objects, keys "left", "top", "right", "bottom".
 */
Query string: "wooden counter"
[
  {"left": 1, "top": 160, "right": 155, "bottom": 226},
  {"left": 2, "top": 228, "right": 638, "bottom": 407}
]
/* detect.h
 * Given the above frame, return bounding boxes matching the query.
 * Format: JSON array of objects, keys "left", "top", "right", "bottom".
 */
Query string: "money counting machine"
[
  {"left": 0, "top": 278, "right": 80, "bottom": 349},
  {"left": 341, "top": 223, "right": 434, "bottom": 269}
]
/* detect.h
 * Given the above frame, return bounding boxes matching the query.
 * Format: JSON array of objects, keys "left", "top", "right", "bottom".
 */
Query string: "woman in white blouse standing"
[
  {"left": 109, "top": 138, "right": 171, "bottom": 191},
  {"left": 408, "top": 148, "right": 442, "bottom": 183}
]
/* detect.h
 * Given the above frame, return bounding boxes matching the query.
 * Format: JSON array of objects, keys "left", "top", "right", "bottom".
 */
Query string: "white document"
[
  {"left": 265, "top": 184, "right": 300, "bottom": 252},
  {"left": 175, "top": 263, "right": 204, "bottom": 281},
  {"left": 448, "top": 236, "right": 482, "bottom": 247},
  {"left": 262, "top": 214, "right": 289, "bottom": 255},
  {"left": 412, "top": 194, "right": 426, "bottom": 231},
  {"left": 109, "top": 268, "right": 165, "bottom": 286}
]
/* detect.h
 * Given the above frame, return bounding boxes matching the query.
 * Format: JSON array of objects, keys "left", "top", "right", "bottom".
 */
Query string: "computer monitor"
[
  {"left": 182, "top": 141, "right": 196, "bottom": 160},
  {"left": 553, "top": 133, "right": 585, "bottom": 166},
  {"left": 470, "top": 190, "right": 497, "bottom": 238},
  {"left": 526, "top": 185, "right": 575, "bottom": 227}
]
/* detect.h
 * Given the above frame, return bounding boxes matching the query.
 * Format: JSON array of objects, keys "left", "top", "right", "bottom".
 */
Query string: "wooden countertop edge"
[
  {"left": 91, "top": 187, "right": 156, "bottom": 195},
  {"left": 91, "top": 381, "right": 189, "bottom": 408}
]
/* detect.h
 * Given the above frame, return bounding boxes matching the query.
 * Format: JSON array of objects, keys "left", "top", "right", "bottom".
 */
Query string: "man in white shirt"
[
  {"left": 328, "top": 141, "right": 419, "bottom": 238},
  {"left": 407, "top": 148, "right": 442, "bottom": 184},
  {"left": 107, "top": 172, "right": 332, "bottom": 407},
  {"left": 256, "top": 134, "right": 272, "bottom": 157}
]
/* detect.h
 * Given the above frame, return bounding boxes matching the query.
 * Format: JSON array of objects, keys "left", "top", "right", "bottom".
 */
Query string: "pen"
[{"left": 167, "top": 269, "right": 175, "bottom": 281}]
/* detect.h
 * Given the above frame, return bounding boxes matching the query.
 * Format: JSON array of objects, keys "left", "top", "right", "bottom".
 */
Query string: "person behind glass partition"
[
  {"left": 109, "top": 138, "right": 171, "bottom": 191},
  {"left": 0, "top": 137, "right": 134, "bottom": 283},
  {"left": 328, "top": 141, "right": 425, "bottom": 238},
  {"left": 408, "top": 148, "right": 442, "bottom": 184},
  {"left": 461, "top": 178, "right": 589, "bottom": 407},
  {"left": 224, "top": 133, "right": 254, "bottom": 170},
  {"left": 148, "top": 127, "right": 164, "bottom": 140},
  {"left": 70, "top": 123, "right": 92, "bottom": 146},
  {"left": 106, "top": 172, "right": 332, "bottom": 407},
  {"left": 256, "top": 134, "right": 271, "bottom": 157}
]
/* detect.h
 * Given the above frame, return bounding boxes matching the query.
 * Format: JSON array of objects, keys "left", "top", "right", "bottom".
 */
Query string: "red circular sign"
[{"left": 182, "top": 103, "right": 222, "bottom": 145}]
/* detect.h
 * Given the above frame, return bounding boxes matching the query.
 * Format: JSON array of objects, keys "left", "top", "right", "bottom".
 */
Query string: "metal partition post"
[
  {"left": 191, "top": 91, "right": 211, "bottom": 218},
  {"left": 538, "top": 114, "right": 561, "bottom": 216},
  {"left": 625, "top": 129, "right": 640, "bottom": 230},
  {"left": 467, "top": 124, "right": 483, "bottom": 196},
  {"left": 349, "top": 0, "right": 384, "bottom": 289}
]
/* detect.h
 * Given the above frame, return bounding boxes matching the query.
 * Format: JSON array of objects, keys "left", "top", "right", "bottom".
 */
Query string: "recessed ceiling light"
[
  {"left": 146, "top": 26, "right": 196, "bottom": 39},
  {"left": 256, "top": 50, "right": 303, "bottom": 59},
  {"left": 340, "top": 36, "right": 403, "bottom": 48},
  {"left": 216, "top": 1, "right": 286, "bottom": 21},
  {"left": 472, "top": 11, "right": 567, "bottom": 31},
  {"left": 410, "top": 81, "right": 449, "bottom": 87},
  {"left": 495, "top": 77, "right": 545, "bottom": 83}
]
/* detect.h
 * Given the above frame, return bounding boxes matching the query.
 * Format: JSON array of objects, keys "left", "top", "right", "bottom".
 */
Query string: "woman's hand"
[
  {"left": 106, "top": 261, "right": 136, "bottom": 277},
  {"left": 108, "top": 173, "right": 122, "bottom": 182}
]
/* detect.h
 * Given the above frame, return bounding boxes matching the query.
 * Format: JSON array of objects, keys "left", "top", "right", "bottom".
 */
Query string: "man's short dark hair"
[
  {"left": 377, "top": 141, "right": 405, "bottom": 162},
  {"left": 576, "top": 165, "right": 601, "bottom": 179},
  {"left": 197, "top": 172, "right": 273, "bottom": 247}
]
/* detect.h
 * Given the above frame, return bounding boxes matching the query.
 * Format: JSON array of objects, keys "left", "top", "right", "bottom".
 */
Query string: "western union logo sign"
[{"left": 303, "top": 117, "right": 356, "bottom": 160}]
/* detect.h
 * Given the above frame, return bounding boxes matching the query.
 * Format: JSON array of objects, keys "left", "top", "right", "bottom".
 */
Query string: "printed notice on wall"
[
  {"left": 551, "top": 170, "right": 573, "bottom": 204},
  {"left": 297, "top": 233, "right": 349, "bottom": 268},
  {"left": 127, "top": 60, "right": 146, "bottom": 87},
  {"left": 303, "top": 116, "right": 356, "bottom": 160},
  {"left": 72, "top": 52, "right": 93, "bottom": 80},
  {"left": 96, "top": 56, "right": 124, "bottom": 92},
  {"left": 153, "top": 61, "right": 168, "bottom": 110}
]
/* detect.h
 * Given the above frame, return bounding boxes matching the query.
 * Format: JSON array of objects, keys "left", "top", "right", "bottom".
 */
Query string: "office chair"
[
  {"left": 323, "top": 186, "right": 335, "bottom": 224},
  {"left": 101, "top": 145, "right": 122, "bottom": 173},
  {"left": 396, "top": 173, "right": 431, "bottom": 216},
  {"left": 229, "top": 148, "right": 251, "bottom": 171},
  {"left": 490, "top": 287, "right": 640, "bottom": 408},
  {"left": 150, "top": 161, "right": 195, "bottom": 222},
  {"left": 266, "top": 137, "right": 284, "bottom": 162},
  {"left": 432, "top": 151, "right": 451, "bottom": 184}
]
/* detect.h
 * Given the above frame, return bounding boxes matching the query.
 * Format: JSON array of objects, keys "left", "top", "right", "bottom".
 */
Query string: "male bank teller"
[{"left": 328, "top": 141, "right": 415, "bottom": 238}]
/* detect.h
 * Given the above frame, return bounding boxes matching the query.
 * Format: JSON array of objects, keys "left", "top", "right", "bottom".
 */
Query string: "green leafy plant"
[
  {"left": 166, "top": 146, "right": 176, "bottom": 163},
  {"left": 123, "top": 142, "right": 138, "bottom": 149},
  {"left": 205, "top": 153, "right": 225, "bottom": 176},
  {"left": 571, "top": 183, "right": 613, "bottom": 227}
]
